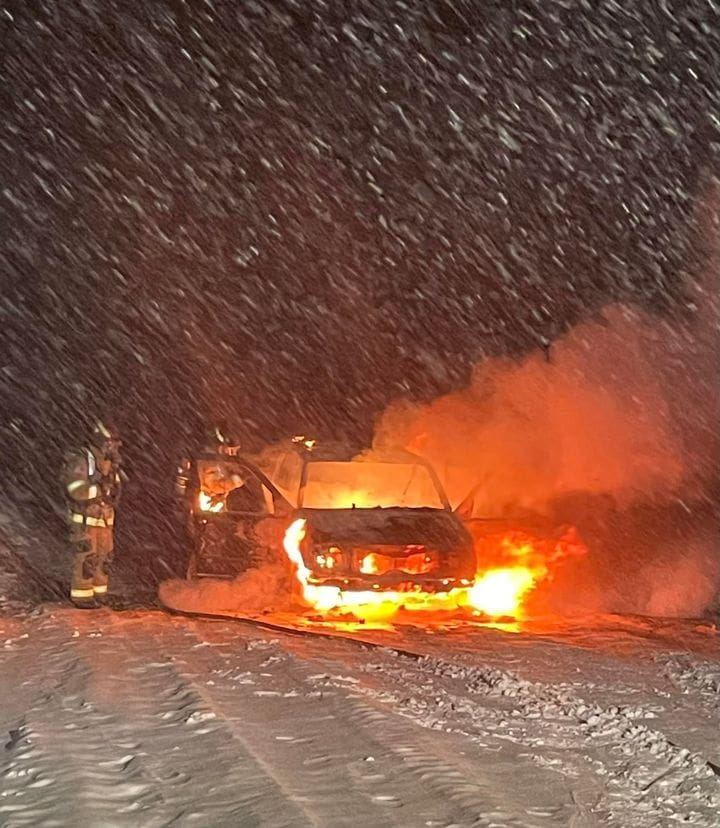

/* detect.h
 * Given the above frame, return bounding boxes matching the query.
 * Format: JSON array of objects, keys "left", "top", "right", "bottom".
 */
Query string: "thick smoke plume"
[
  {"left": 373, "top": 185, "right": 720, "bottom": 617},
  {"left": 374, "top": 304, "right": 716, "bottom": 515}
]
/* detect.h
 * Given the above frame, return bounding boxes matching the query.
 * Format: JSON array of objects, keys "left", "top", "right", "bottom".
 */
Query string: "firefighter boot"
[
  {"left": 71, "top": 546, "right": 99, "bottom": 609},
  {"left": 92, "top": 544, "right": 113, "bottom": 605},
  {"left": 70, "top": 583, "right": 97, "bottom": 609},
  {"left": 92, "top": 572, "right": 109, "bottom": 605}
]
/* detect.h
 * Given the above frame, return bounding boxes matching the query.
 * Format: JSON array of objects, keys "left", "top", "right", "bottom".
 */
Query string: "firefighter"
[
  {"left": 177, "top": 423, "right": 249, "bottom": 578},
  {"left": 198, "top": 422, "right": 246, "bottom": 504},
  {"left": 62, "top": 420, "right": 125, "bottom": 607}
]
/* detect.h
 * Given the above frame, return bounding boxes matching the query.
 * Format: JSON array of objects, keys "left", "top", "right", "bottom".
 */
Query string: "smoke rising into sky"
[{"left": 374, "top": 184, "right": 720, "bottom": 517}]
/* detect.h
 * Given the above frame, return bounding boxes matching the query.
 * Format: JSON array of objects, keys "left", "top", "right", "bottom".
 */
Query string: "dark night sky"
[{"left": 1, "top": 0, "right": 718, "bottom": 509}]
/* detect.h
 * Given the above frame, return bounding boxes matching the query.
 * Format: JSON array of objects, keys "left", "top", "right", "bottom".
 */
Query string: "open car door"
[{"left": 187, "top": 461, "right": 293, "bottom": 579}]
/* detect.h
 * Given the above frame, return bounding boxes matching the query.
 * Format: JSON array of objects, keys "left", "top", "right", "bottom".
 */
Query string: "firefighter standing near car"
[
  {"left": 174, "top": 423, "right": 247, "bottom": 531},
  {"left": 197, "top": 422, "right": 246, "bottom": 505},
  {"left": 62, "top": 420, "right": 125, "bottom": 607},
  {"left": 174, "top": 422, "right": 251, "bottom": 578}
]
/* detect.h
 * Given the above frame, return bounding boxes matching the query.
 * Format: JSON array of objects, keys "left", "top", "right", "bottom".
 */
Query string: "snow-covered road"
[{"left": 2, "top": 607, "right": 720, "bottom": 827}]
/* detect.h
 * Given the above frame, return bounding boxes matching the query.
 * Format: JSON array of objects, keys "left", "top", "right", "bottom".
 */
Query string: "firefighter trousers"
[{"left": 70, "top": 525, "right": 114, "bottom": 602}]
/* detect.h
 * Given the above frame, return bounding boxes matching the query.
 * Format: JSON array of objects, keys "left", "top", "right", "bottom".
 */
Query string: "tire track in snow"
[
  {"left": 7, "top": 609, "right": 507, "bottom": 827},
  {"left": 5, "top": 605, "right": 720, "bottom": 826},
  {"left": 163, "top": 606, "right": 720, "bottom": 826},
  {"left": 345, "top": 650, "right": 720, "bottom": 827},
  {"left": 1, "top": 622, "right": 162, "bottom": 827},
  {"left": 159, "top": 619, "right": 494, "bottom": 828},
  {"left": 0, "top": 612, "right": 315, "bottom": 827},
  {"left": 176, "top": 617, "right": 577, "bottom": 827}
]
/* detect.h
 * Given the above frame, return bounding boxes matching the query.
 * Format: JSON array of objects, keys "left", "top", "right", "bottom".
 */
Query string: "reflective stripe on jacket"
[
  {"left": 70, "top": 511, "right": 115, "bottom": 528},
  {"left": 62, "top": 447, "right": 116, "bottom": 526}
]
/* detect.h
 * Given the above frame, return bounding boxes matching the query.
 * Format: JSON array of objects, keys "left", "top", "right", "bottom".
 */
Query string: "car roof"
[{"left": 298, "top": 443, "right": 434, "bottom": 467}]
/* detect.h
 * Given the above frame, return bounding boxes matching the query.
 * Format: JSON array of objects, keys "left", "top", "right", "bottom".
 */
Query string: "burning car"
[
  {"left": 179, "top": 439, "right": 476, "bottom": 596},
  {"left": 275, "top": 443, "right": 477, "bottom": 598},
  {"left": 176, "top": 438, "right": 585, "bottom": 619},
  {"left": 253, "top": 441, "right": 484, "bottom": 616}
]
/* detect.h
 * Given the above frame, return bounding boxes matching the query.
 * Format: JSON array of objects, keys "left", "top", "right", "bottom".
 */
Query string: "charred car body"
[
  {"left": 176, "top": 439, "right": 476, "bottom": 594},
  {"left": 285, "top": 444, "right": 476, "bottom": 593}
]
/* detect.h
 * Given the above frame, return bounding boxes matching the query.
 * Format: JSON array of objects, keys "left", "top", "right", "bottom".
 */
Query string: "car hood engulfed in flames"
[
  {"left": 298, "top": 507, "right": 477, "bottom": 589},
  {"left": 298, "top": 507, "right": 469, "bottom": 546}
]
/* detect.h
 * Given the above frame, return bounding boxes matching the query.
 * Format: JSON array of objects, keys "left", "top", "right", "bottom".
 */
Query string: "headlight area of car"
[
  {"left": 358, "top": 547, "right": 440, "bottom": 576},
  {"left": 284, "top": 520, "right": 476, "bottom": 619},
  {"left": 313, "top": 545, "right": 345, "bottom": 571},
  {"left": 309, "top": 545, "right": 443, "bottom": 579}
]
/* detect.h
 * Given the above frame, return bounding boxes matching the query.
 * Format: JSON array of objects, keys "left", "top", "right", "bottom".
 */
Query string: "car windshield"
[{"left": 302, "top": 461, "right": 446, "bottom": 509}]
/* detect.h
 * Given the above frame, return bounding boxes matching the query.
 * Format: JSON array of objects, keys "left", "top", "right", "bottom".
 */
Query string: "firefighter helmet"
[
  {"left": 291, "top": 435, "right": 317, "bottom": 451},
  {"left": 208, "top": 421, "right": 240, "bottom": 455},
  {"left": 90, "top": 419, "right": 121, "bottom": 450}
]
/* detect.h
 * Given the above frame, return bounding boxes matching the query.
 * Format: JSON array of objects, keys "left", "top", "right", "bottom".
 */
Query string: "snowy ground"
[
  {"left": 2, "top": 499, "right": 720, "bottom": 826},
  {"left": 2, "top": 601, "right": 720, "bottom": 827}
]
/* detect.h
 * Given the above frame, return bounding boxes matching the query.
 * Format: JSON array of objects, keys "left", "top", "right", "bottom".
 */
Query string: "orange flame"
[
  {"left": 282, "top": 519, "right": 585, "bottom": 622},
  {"left": 466, "top": 567, "right": 537, "bottom": 617},
  {"left": 283, "top": 518, "right": 342, "bottom": 611},
  {"left": 198, "top": 491, "right": 224, "bottom": 513}
]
